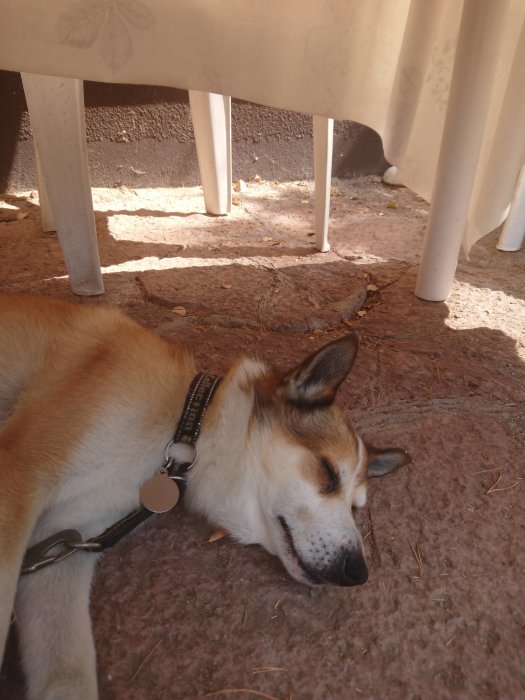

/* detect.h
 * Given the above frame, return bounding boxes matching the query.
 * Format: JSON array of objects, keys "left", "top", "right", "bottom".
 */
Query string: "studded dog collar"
[{"left": 21, "top": 373, "right": 222, "bottom": 575}]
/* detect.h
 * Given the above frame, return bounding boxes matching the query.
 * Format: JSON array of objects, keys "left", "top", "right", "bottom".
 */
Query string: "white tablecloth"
[{"left": 1, "top": 0, "right": 524, "bottom": 251}]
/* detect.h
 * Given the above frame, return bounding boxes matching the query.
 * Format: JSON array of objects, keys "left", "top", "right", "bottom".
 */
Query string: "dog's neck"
[{"left": 183, "top": 358, "right": 267, "bottom": 544}]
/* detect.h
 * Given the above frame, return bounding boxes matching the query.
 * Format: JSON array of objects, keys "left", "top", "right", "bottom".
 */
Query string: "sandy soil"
[{"left": 0, "top": 178, "right": 524, "bottom": 700}]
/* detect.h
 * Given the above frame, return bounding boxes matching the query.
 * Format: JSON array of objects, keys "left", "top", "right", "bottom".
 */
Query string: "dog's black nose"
[
  {"left": 343, "top": 551, "right": 369, "bottom": 586},
  {"left": 324, "top": 550, "right": 369, "bottom": 586}
]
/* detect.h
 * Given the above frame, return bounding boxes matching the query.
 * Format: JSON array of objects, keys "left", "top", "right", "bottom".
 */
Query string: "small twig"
[
  {"left": 136, "top": 275, "right": 154, "bottom": 304},
  {"left": 130, "top": 639, "right": 163, "bottom": 681},
  {"left": 136, "top": 275, "right": 204, "bottom": 312},
  {"left": 377, "top": 277, "right": 403, "bottom": 291},
  {"left": 205, "top": 689, "right": 280, "bottom": 700},
  {"left": 471, "top": 468, "right": 501, "bottom": 475}
]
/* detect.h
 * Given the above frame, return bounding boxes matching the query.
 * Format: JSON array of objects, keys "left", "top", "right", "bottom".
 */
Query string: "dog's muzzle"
[{"left": 278, "top": 516, "right": 368, "bottom": 587}]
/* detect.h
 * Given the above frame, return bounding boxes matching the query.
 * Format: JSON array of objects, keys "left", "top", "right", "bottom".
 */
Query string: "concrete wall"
[{"left": 0, "top": 70, "right": 388, "bottom": 192}]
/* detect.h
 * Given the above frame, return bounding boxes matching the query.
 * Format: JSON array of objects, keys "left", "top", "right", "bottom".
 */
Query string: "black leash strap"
[
  {"left": 86, "top": 505, "right": 154, "bottom": 551},
  {"left": 21, "top": 373, "right": 222, "bottom": 575}
]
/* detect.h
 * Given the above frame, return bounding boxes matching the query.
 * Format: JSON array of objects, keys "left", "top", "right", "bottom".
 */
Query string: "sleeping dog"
[{"left": 0, "top": 293, "right": 409, "bottom": 699}]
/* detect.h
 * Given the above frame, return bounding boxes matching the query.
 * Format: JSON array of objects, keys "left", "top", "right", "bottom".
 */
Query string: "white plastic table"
[{"left": 1, "top": 0, "right": 523, "bottom": 300}]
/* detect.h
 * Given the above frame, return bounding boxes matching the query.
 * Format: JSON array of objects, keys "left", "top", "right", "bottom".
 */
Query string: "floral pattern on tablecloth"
[{"left": 57, "top": 0, "right": 155, "bottom": 72}]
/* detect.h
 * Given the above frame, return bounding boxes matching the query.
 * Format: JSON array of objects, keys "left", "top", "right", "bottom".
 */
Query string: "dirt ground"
[{"left": 0, "top": 178, "right": 524, "bottom": 700}]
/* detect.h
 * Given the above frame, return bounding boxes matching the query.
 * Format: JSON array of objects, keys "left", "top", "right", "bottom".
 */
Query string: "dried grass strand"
[
  {"left": 205, "top": 689, "right": 280, "bottom": 700},
  {"left": 409, "top": 540, "right": 424, "bottom": 578},
  {"left": 130, "top": 639, "right": 162, "bottom": 681},
  {"left": 252, "top": 667, "right": 288, "bottom": 675},
  {"left": 485, "top": 472, "right": 521, "bottom": 494}
]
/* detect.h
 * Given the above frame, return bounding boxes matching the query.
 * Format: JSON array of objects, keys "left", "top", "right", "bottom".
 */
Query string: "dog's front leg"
[
  {"left": 16, "top": 553, "right": 99, "bottom": 700},
  {"left": 0, "top": 447, "right": 44, "bottom": 664}
]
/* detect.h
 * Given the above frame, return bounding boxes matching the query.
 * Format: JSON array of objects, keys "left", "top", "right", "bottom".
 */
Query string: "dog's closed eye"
[{"left": 319, "top": 457, "right": 340, "bottom": 495}]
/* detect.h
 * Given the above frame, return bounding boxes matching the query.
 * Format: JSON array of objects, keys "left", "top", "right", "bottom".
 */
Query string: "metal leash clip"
[
  {"left": 21, "top": 529, "right": 102, "bottom": 574},
  {"left": 164, "top": 441, "right": 198, "bottom": 481}
]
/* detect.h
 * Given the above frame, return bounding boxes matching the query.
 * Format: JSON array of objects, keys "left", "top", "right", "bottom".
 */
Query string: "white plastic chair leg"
[
  {"left": 313, "top": 116, "right": 333, "bottom": 253},
  {"left": 188, "top": 91, "right": 232, "bottom": 215},
  {"left": 21, "top": 73, "right": 104, "bottom": 296},
  {"left": 415, "top": 0, "right": 508, "bottom": 301},
  {"left": 34, "top": 145, "right": 56, "bottom": 233},
  {"left": 497, "top": 164, "right": 525, "bottom": 251}
]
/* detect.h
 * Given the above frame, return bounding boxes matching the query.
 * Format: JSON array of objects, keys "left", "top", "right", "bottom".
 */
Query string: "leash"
[{"left": 21, "top": 373, "right": 222, "bottom": 575}]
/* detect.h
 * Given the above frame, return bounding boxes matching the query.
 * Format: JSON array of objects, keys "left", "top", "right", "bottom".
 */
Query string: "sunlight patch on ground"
[
  {"left": 446, "top": 281, "right": 525, "bottom": 357},
  {"left": 104, "top": 256, "right": 259, "bottom": 273},
  {"left": 91, "top": 186, "right": 206, "bottom": 213}
]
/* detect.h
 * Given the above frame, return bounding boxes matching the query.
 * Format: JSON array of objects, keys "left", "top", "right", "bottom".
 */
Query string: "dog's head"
[
  {"left": 211, "top": 334, "right": 410, "bottom": 587},
  {"left": 187, "top": 335, "right": 410, "bottom": 586}
]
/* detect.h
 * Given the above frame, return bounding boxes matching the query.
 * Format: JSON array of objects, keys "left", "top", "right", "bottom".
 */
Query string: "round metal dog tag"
[{"left": 140, "top": 471, "right": 180, "bottom": 513}]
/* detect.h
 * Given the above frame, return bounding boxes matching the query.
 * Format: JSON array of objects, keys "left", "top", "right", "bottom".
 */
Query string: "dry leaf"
[
  {"left": 367, "top": 284, "right": 379, "bottom": 292},
  {"left": 357, "top": 310, "right": 367, "bottom": 317},
  {"left": 171, "top": 306, "right": 187, "bottom": 316},
  {"left": 387, "top": 200, "right": 399, "bottom": 209},
  {"left": 221, "top": 283, "right": 232, "bottom": 289},
  {"left": 206, "top": 528, "right": 229, "bottom": 543}
]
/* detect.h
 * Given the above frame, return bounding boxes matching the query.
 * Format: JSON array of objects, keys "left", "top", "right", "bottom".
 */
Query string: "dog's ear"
[
  {"left": 367, "top": 446, "right": 411, "bottom": 478},
  {"left": 277, "top": 335, "right": 358, "bottom": 408}
]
